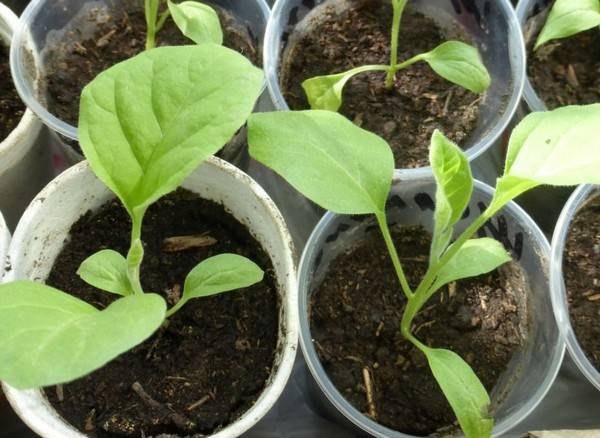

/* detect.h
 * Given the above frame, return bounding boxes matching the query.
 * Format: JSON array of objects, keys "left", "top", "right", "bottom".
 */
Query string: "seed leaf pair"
[{"left": 535, "top": 0, "right": 600, "bottom": 49}]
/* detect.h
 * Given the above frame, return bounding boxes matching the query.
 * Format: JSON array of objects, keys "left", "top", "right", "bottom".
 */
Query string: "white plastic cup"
[
  {"left": 297, "top": 174, "right": 564, "bottom": 437},
  {"left": 0, "top": 210, "right": 9, "bottom": 280},
  {"left": 550, "top": 184, "right": 600, "bottom": 392},
  {"left": 264, "top": 0, "right": 526, "bottom": 177},
  {"left": 2, "top": 157, "right": 299, "bottom": 438}
]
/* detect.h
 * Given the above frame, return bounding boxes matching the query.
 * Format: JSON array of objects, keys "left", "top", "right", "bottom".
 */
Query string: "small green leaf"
[
  {"left": 77, "top": 249, "right": 132, "bottom": 296},
  {"left": 420, "top": 346, "right": 493, "bottom": 438},
  {"left": 79, "top": 45, "right": 263, "bottom": 219},
  {"left": 535, "top": 0, "right": 600, "bottom": 49},
  {"left": 0, "top": 281, "right": 166, "bottom": 389},
  {"left": 302, "top": 65, "right": 387, "bottom": 111},
  {"left": 248, "top": 110, "right": 394, "bottom": 215},
  {"left": 429, "top": 130, "right": 473, "bottom": 263},
  {"left": 430, "top": 238, "right": 511, "bottom": 292},
  {"left": 168, "top": 0, "right": 223, "bottom": 45},
  {"left": 421, "top": 41, "right": 490, "bottom": 93}
]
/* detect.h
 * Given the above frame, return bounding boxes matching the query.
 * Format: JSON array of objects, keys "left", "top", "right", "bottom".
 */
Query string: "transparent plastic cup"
[
  {"left": 550, "top": 184, "right": 600, "bottom": 392},
  {"left": 10, "top": 0, "right": 270, "bottom": 163},
  {"left": 298, "top": 174, "right": 565, "bottom": 437},
  {"left": 264, "top": 0, "right": 526, "bottom": 177}
]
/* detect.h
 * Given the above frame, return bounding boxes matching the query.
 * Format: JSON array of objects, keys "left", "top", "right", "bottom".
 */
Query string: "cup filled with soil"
[
  {"left": 298, "top": 175, "right": 564, "bottom": 437},
  {"left": 264, "top": 0, "right": 525, "bottom": 171},
  {"left": 551, "top": 185, "right": 600, "bottom": 392},
  {"left": 2, "top": 158, "right": 298, "bottom": 438},
  {"left": 10, "top": 0, "right": 270, "bottom": 162}
]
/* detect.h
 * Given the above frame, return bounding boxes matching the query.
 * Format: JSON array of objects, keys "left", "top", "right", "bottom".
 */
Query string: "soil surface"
[
  {"left": 310, "top": 225, "right": 527, "bottom": 436},
  {"left": 563, "top": 193, "right": 600, "bottom": 371},
  {"left": 0, "top": 44, "right": 25, "bottom": 141},
  {"left": 528, "top": 23, "right": 600, "bottom": 108},
  {"left": 45, "top": 2, "right": 259, "bottom": 127},
  {"left": 44, "top": 189, "right": 279, "bottom": 437},
  {"left": 281, "top": 1, "right": 483, "bottom": 169}
]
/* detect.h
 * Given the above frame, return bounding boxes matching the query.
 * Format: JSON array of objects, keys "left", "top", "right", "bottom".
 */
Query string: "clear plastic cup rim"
[
  {"left": 298, "top": 173, "right": 565, "bottom": 438},
  {"left": 550, "top": 184, "right": 600, "bottom": 391},
  {"left": 264, "top": 0, "right": 527, "bottom": 177},
  {"left": 10, "top": 0, "right": 272, "bottom": 141}
]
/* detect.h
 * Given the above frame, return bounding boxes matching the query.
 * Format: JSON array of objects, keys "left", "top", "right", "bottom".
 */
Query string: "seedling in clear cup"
[
  {"left": 247, "top": 104, "right": 600, "bottom": 438},
  {"left": 0, "top": 43, "right": 264, "bottom": 389},
  {"left": 534, "top": 0, "right": 600, "bottom": 50},
  {"left": 301, "top": 0, "right": 491, "bottom": 112}
]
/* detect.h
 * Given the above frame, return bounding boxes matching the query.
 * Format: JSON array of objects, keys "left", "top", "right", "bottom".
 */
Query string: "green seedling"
[
  {"left": 247, "top": 104, "right": 600, "bottom": 438},
  {"left": 535, "top": 0, "right": 600, "bottom": 50},
  {"left": 0, "top": 44, "right": 264, "bottom": 390},
  {"left": 302, "top": 0, "right": 491, "bottom": 112},
  {"left": 145, "top": 0, "right": 223, "bottom": 50}
]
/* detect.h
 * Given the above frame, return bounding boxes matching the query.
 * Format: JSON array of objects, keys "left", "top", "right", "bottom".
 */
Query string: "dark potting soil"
[
  {"left": 563, "top": 193, "right": 600, "bottom": 371},
  {"left": 0, "top": 44, "right": 25, "bottom": 141},
  {"left": 45, "top": 2, "right": 259, "bottom": 128},
  {"left": 281, "top": 1, "right": 483, "bottom": 169},
  {"left": 310, "top": 225, "right": 528, "bottom": 436},
  {"left": 528, "top": 25, "right": 600, "bottom": 108},
  {"left": 44, "top": 189, "right": 279, "bottom": 437}
]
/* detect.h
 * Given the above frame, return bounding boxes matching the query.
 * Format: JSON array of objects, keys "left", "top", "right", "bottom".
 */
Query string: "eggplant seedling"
[
  {"left": 534, "top": 0, "right": 600, "bottom": 50},
  {"left": 301, "top": 0, "right": 491, "bottom": 112},
  {"left": 247, "top": 104, "right": 600, "bottom": 438},
  {"left": 0, "top": 44, "right": 264, "bottom": 390},
  {"left": 145, "top": 0, "right": 223, "bottom": 49}
]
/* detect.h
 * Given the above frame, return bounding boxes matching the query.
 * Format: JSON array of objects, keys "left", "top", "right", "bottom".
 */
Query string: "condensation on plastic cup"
[
  {"left": 550, "top": 184, "right": 600, "bottom": 392},
  {"left": 298, "top": 173, "right": 565, "bottom": 437},
  {"left": 264, "top": 0, "right": 526, "bottom": 178},
  {"left": 10, "top": 0, "right": 271, "bottom": 141}
]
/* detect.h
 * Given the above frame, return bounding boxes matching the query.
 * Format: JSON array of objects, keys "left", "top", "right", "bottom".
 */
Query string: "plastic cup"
[
  {"left": 297, "top": 173, "right": 565, "bottom": 437},
  {"left": 550, "top": 184, "right": 600, "bottom": 392}
]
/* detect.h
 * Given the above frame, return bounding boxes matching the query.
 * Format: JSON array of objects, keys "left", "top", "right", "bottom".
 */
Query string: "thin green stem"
[
  {"left": 392, "top": 53, "right": 426, "bottom": 73},
  {"left": 376, "top": 211, "right": 413, "bottom": 299},
  {"left": 156, "top": 8, "right": 171, "bottom": 32},
  {"left": 145, "top": 0, "right": 160, "bottom": 50},
  {"left": 165, "top": 297, "right": 187, "bottom": 318},
  {"left": 385, "top": 0, "right": 408, "bottom": 89},
  {"left": 127, "top": 213, "right": 146, "bottom": 296}
]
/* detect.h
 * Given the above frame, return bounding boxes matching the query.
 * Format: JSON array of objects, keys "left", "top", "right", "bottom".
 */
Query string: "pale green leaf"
[
  {"left": 421, "top": 346, "right": 493, "bottom": 438},
  {"left": 79, "top": 45, "right": 263, "bottom": 218},
  {"left": 430, "top": 238, "right": 511, "bottom": 293},
  {"left": 535, "top": 0, "right": 600, "bottom": 49},
  {"left": 0, "top": 281, "right": 166, "bottom": 389},
  {"left": 77, "top": 249, "right": 132, "bottom": 296},
  {"left": 429, "top": 130, "right": 473, "bottom": 263},
  {"left": 422, "top": 41, "right": 490, "bottom": 93},
  {"left": 168, "top": 0, "right": 223, "bottom": 45},
  {"left": 248, "top": 110, "right": 394, "bottom": 215}
]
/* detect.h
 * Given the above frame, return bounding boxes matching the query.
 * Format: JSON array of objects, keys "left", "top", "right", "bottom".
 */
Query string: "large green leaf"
[
  {"left": 77, "top": 250, "right": 132, "bottom": 296},
  {"left": 535, "top": 0, "right": 600, "bottom": 49},
  {"left": 79, "top": 45, "right": 263, "bottom": 218},
  {"left": 248, "top": 110, "right": 394, "bottom": 215},
  {"left": 421, "top": 41, "right": 490, "bottom": 93},
  {"left": 429, "top": 130, "right": 473, "bottom": 263},
  {"left": 168, "top": 0, "right": 223, "bottom": 45},
  {"left": 0, "top": 281, "right": 166, "bottom": 389}
]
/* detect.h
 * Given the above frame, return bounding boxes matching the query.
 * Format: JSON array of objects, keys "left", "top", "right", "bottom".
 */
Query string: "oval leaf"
[
  {"left": 422, "top": 41, "right": 490, "bottom": 93},
  {"left": 421, "top": 346, "right": 493, "bottom": 438},
  {"left": 168, "top": 0, "right": 223, "bottom": 45},
  {"left": 248, "top": 110, "right": 394, "bottom": 215},
  {"left": 79, "top": 45, "right": 263, "bottom": 217},
  {"left": 77, "top": 249, "right": 132, "bottom": 296},
  {"left": 535, "top": 0, "right": 600, "bottom": 49},
  {"left": 0, "top": 281, "right": 166, "bottom": 389}
]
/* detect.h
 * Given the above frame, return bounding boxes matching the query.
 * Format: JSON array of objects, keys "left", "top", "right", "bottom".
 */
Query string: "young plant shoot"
[
  {"left": 247, "top": 104, "right": 600, "bottom": 438},
  {"left": 301, "top": 0, "right": 491, "bottom": 112},
  {"left": 0, "top": 44, "right": 264, "bottom": 390},
  {"left": 535, "top": 0, "right": 600, "bottom": 50},
  {"left": 145, "top": 0, "right": 223, "bottom": 50}
]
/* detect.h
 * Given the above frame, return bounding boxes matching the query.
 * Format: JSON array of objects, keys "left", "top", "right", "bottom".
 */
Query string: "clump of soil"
[
  {"left": 45, "top": 2, "right": 259, "bottom": 127},
  {"left": 281, "top": 1, "right": 483, "bottom": 169},
  {"left": 0, "top": 44, "right": 25, "bottom": 141},
  {"left": 310, "top": 225, "right": 527, "bottom": 436},
  {"left": 45, "top": 189, "right": 279, "bottom": 437},
  {"left": 528, "top": 23, "right": 600, "bottom": 108},
  {"left": 563, "top": 193, "right": 600, "bottom": 371}
]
